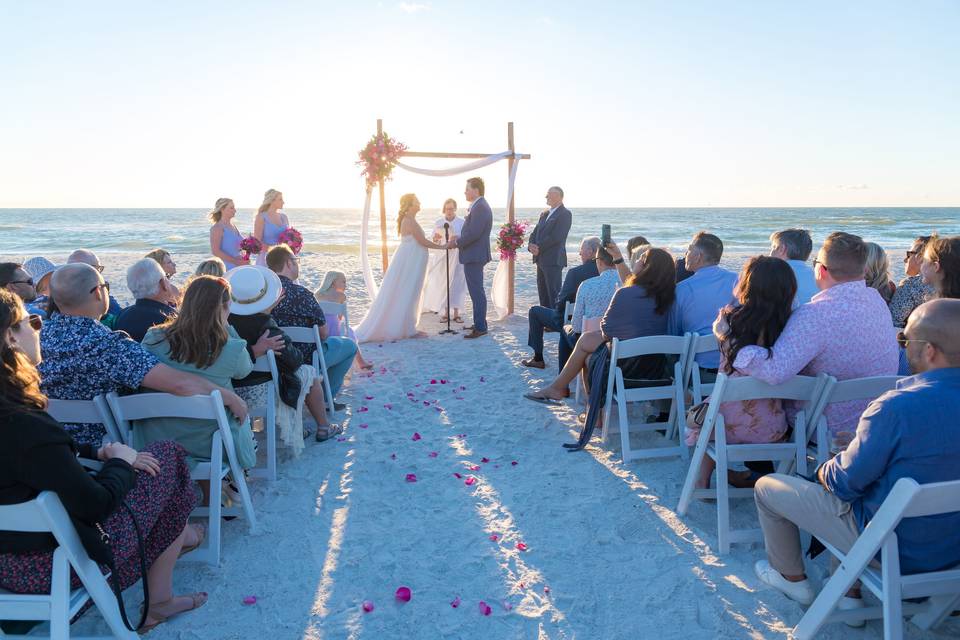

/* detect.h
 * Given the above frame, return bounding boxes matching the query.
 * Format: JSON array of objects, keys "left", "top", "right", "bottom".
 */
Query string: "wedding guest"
[
  {"left": 570, "top": 245, "right": 620, "bottom": 336},
  {"left": 137, "top": 276, "right": 257, "bottom": 471},
  {"left": 451, "top": 177, "right": 493, "bottom": 339},
  {"left": 921, "top": 234, "right": 960, "bottom": 299},
  {"left": 888, "top": 235, "right": 934, "bottom": 327},
  {"left": 609, "top": 235, "right": 648, "bottom": 282},
  {"left": 687, "top": 256, "right": 797, "bottom": 490},
  {"left": 0, "top": 262, "right": 45, "bottom": 318},
  {"left": 667, "top": 232, "right": 738, "bottom": 375},
  {"left": 22, "top": 256, "right": 57, "bottom": 317},
  {"left": 528, "top": 186, "right": 572, "bottom": 308},
  {"left": 733, "top": 232, "right": 899, "bottom": 436},
  {"left": 769, "top": 228, "right": 817, "bottom": 307},
  {"left": 39, "top": 263, "right": 248, "bottom": 447},
  {"left": 674, "top": 256, "right": 694, "bottom": 283},
  {"left": 266, "top": 245, "right": 357, "bottom": 405},
  {"left": 754, "top": 299, "right": 960, "bottom": 611},
  {"left": 864, "top": 241, "right": 896, "bottom": 304},
  {"left": 207, "top": 197, "right": 248, "bottom": 269},
  {"left": 145, "top": 248, "right": 178, "bottom": 278},
  {"left": 0, "top": 290, "right": 206, "bottom": 633},
  {"left": 522, "top": 236, "right": 600, "bottom": 371},
  {"left": 422, "top": 198, "right": 467, "bottom": 322},
  {"left": 315, "top": 271, "right": 373, "bottom": 370},
  {"left": 66, "top": 249, "right": 124, "bottom": 326},
  {"left": 195, "top": 257, "right": 227, "bottom": 277},
  {"left": 227, "top": 266, "right": 342, "bottom": 442},
  {"left": 253, "top": 188, "right": 289, "bottom": 266},
  {"left": 115, "top": 258, "right": 179, "bottom": 342}
]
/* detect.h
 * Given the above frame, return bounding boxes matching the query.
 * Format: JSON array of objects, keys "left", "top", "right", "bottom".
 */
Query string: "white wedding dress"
[
  {"left": 422, "top": 216, "right": 467, "bottom": 313},
  {"left": 355, "top": 233, "right": 429, "bottom": 343}
]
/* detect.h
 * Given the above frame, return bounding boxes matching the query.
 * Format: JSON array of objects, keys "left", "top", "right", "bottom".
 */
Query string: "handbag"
[{"left": 685, "top": 401, "right": 710, "bottom": 430}]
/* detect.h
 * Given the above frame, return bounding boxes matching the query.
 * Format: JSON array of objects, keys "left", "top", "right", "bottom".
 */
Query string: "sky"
[{"left": 1, "top": 1, "right": 958, "bottom": 209}]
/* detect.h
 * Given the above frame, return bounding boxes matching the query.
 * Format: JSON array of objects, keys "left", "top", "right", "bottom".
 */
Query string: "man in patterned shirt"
[
  {"left": 39, "top": 263, "right": 249, "bottom": 446},
  {"left": 266, "top": 245, "right": 357, "bottom": 408},
  {"left": 570, "top": 245, "right": 620, "bottom": 335}
]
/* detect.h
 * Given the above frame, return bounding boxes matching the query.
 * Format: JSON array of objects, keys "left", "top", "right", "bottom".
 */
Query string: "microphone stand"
[{"left": 439, "top": 222, "right": 457, "bottom": 335}]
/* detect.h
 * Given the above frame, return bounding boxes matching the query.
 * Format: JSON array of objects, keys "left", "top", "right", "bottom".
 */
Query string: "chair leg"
[
  {"left": 49, "top": 547, "right": 69, "bottom": 640},
  {"left": 266, "top": 388, "right": 277, "bottom": 483},
  {"left": 881, "top": 537, "right": 904, "bottom": 640},
  {"left": 618, "top": 387, "right": 631, "bottom": 462},
  {"left": 716, "top": 451, "right": 731, "bottom": 555},
  {"left": 912, "top": 593, "right": 960, "bottom": 630}
]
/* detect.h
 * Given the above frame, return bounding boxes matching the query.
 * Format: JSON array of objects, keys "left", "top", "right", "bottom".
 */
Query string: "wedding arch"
[{"left": 359, "top": 119, "right": 531, "bottom": 317}]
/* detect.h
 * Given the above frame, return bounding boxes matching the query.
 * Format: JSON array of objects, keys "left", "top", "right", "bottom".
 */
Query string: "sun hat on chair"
[{"left": 225, "top": 265, "right": 282, "bottom": 316}]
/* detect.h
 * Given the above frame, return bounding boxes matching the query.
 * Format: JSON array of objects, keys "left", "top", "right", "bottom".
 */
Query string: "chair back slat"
[
  {"left": 902, "top": 479, "right": 960, "bottom": 519},
  {"left": 45, "top": 398, "right": 105, "bottom": 424},
  {"left": 0, "top": 499, "right": 49, "bottom": 533},
  {"left": 613, "top": 335, "right": 689, "bottom": 360},
  {"left": 827, "top": 375, "right": 902, "bottom": 404},
  {"left": 712, "top": 373, "right": 823, "bottom": 403},
  {"left": 279, "top": 325, "right": 320, "bottom": 345},
  {"left": 107, "top": 391, "right": 221, "bottom": 422}
]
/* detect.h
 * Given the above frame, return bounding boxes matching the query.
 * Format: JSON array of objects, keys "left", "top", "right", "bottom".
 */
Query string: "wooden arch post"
[{"left": 373, "top": 119, "right": 530, "bottom": 316}]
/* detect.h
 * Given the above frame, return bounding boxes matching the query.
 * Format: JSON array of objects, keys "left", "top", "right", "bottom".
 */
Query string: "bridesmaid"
[
  {"left": 208, "top": 197, "right": 247, "bottom": 269},
  {"left": 253, "top": 188, "right": 289, "bottom": 266},
  {"left": 315, "top": 271, "right": 373, "bottom": 370}
]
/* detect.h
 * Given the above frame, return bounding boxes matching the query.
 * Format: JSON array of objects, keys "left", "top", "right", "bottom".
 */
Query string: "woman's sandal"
[
  {"left": 523, "top": 392, "right": 564, "bottom": 405},
  {"left": 315, "top": 422, "right": 344, "bottom": 442},
  {"left": 453, "top": 315, "right": 464, "bottom": 323},
  {"left": 138, "top": 592, "right": 208, "bottom": 634},
  {"left": 177, "top": 523, "right": 206, "bottom": 558}
]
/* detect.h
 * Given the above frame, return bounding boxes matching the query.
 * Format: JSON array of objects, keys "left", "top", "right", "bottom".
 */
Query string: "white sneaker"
[
  {"left": 838, "top": 596, "right": 866, "bottom": 628},
  {"left": 754, "top": 559, "right": 816, "bottom": 606}
]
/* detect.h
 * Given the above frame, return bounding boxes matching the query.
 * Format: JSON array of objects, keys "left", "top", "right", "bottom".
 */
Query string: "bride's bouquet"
[
  {"left": 496, "top": 221, "right": 529, "bottom": 260},
  {"left": 239, "top": 235, "right": 263, "bottom": 262},
  {"left": 278, "top": 227, "right": 303, "bottom": 254}
]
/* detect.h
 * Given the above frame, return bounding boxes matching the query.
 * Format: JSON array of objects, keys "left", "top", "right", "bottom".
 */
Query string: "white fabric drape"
[
  {"left": 360, "top": 190, "right": 379, "bottom": 300},
  {"left": 491, "top": 157, "right": 521, "bottom": 320},
  {"left": 394, "top": 151, "right": 512, "bottom": 177}
]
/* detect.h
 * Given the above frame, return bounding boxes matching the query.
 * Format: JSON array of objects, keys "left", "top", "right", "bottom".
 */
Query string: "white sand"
[{"left": 11, "top": 251, "right": 959, "bottom": 639}]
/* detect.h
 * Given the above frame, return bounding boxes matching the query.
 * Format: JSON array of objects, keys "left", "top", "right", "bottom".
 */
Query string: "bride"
[{"left": 355, "top": 193, "right": 448, "bottom": 343}]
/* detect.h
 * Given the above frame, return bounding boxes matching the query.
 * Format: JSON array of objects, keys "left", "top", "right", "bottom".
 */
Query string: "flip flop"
[
  {"left": 523, "top": 392, "right": 563, "bottom": 405},
  {"left": 139, "top": 592, "right": 208, "bottom": 634}
]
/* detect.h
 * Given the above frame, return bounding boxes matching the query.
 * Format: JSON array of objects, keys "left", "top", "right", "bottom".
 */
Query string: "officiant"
[
  {"left": 528, "top": 186, "right": 572, "bottom": 308},
  {"left": 421, "top": 198, "right": 467, "bottom": 323}
]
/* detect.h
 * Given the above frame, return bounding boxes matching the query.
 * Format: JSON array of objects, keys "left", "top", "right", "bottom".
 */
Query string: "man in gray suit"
[
  {"left": 528, "top": 186, "right": 572, "bottom": 308},
  {"left": 450, "top": 176, "right": 493, "bottom": 339}
]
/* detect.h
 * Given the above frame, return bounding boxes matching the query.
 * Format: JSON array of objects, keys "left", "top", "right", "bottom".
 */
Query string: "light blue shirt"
[
  {"left": 666, "top": 264, "right": 737, "bottom": 369},
  {"left": 787, "top": 259, "right": 819, "bottom": 308}
]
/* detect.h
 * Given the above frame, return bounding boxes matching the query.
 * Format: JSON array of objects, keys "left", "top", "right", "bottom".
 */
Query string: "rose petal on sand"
[
  {"left": 440, "top": 379, "right": 447, "bottom": 384},
  {"left": 453, "top": 472, "right": 462, "bottom": 479},
  {"left": 390, "top": 453, "right": 397, "bottom": 460},
  {"left": 543, "top": 585, "right": 551, "bottom": 594},
  {"left": 428, "top": 451, "right": 438, "bottom": 458},
  {"left": 364, "top": 395, "right": 374, "bottom": 400},
  {"left": 384, "top": 403, "right": 392, "bottom": 410},
  {"left": 423, "top": 401, "right": 430, "bottom": 406},
  {"left": 337, "top": 437, "right": 346, "bottom": 442},
  {"left": 465, "top": 476, "right": 477, "bottom": 486},
  {"left": 358, "top": 407, "right": 369, "bottom": 413},
  {"left": 511, "top": 460, "right": 518, "bottom": 466},
  {"left": 480, "top": 376, "right": 486, "bottom": 382},
  {"left": 478, "top": 601, "right": 492, "bottom": 616},
  {"left": 467, "top": 465, "right": 480, "bottom": 471},
  {"left": 405, "top": 473, "right": 417, "bottom": 483},
  {"left": 457, "top": 434, "right": 467, "bottom": 438},
  {"left": 412, "top": 432, "right": 421, "bottom": 441},
  {"left": 395, "top": 586, "right": 412, "bottom": 602},
  {"left": 362, "top": 600, "right": 375, "bottom": 613},
  {"left": 481, "top": 457, "right": 490, "bottom": 463},
  {"left": 435, "top": 407, "right": 443, "bottom": 412},
  {"left": 489, "top": 534, "right": 499, "bottom": 542},
  {"left": 516, "top": 542, "right": 528, "bottom": 551},
  {"left": 359, "top": 423, "right": 368, "bottom": 429},
  {"left": 430, "top": 379, "right": 438, "bottom": 385},
  {"left": 502, "top": 600, "right": 513, "bottom": 611},
  {"left": 242, "top": 595, "right": 257, "bottom": 605},
  {"left": 450, "top": 596, "right": 461, "bottom": 608}
]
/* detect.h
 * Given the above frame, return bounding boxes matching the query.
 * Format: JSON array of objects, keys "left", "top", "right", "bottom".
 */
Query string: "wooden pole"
[
  {"left": 377, "top": 119, "right": 389, "bottom": 273},
  {"left": 507, "top": 122, "right": 516, "bottom": 316}
]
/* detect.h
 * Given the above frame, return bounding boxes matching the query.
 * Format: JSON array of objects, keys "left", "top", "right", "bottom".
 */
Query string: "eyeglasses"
[
  {"left": 89, "top": 281, "right": 111, "bottom": 294},
  {"left": 812, "top": 259, "right": 832, "bottom": 273},
  {"left": 896, "top": 330, "right": 929, "bottom": 349},
  {"left": 93, "top": 265, "right": 105, "bottom": 273},
  {"left": 8, "top": 278, "right": 34, "bottom": 286}
]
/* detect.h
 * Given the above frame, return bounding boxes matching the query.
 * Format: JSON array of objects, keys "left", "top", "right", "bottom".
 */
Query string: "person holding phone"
[{"left": 528, "top": 187, "right": 572, "bottom": 308}]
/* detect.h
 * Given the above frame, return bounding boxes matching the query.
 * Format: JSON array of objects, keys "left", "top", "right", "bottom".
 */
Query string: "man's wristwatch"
[{"left": 612, "top": 258, "right": 624, "bottom": 265}]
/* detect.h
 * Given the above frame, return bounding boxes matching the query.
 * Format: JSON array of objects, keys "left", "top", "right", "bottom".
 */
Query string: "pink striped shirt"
[{"left": 732, "top": 281, "right": 899, "bottom": 434}]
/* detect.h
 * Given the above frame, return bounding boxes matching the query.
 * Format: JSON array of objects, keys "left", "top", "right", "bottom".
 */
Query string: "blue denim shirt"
[
  {"left": 666, "top": 265, "right": 737, "bottom": 369},
  {"left": 820, "top": 367, "right": 960, "bottom": 574}
]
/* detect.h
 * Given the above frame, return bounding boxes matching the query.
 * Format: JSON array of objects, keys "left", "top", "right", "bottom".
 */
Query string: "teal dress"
[{"left": 133, "top": 326, "right": 257, "bottom": 470}]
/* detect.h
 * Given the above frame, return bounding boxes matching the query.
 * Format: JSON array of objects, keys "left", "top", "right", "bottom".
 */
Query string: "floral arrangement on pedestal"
[
  {"left": 496, "top": 221, "right": 529, "bottom": 260},
  {"left": 239, "top": 236, "right": 263, "bottom": 262},
  {"left": 278, "top": 228, "right": 303, "bottom": 254},
  {"left": 357, "top": 132, "right": 408, "bottom": 191}
]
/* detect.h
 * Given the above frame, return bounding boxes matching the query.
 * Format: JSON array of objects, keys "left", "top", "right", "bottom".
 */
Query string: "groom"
[{"left": 449, "top": 176, "right": 493, "bottom": 339}]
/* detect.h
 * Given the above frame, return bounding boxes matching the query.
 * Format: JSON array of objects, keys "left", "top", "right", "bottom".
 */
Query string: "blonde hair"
[
  {"left": 195, "top": 257, "right": 226, "bottom": 277},
  {"left": 864, "top": 242, "right": 894, "bottom": 302},
  {"left": 258, "top": 189, "right": 282, "bottom": 215},
  {"left": 315, "top": 270, "right": 346, "bottom": 297},
  {"left": 397, "top": 193, "right": 418, "bottom": 235},
  {"left": 442, "top": 198, "right": 457, "bottom": 213},
  {"left": 145, "top": 248, "right": 171, "bottom": 265},
  {"left": 208, "top": 197, "right": 233, "bottom": 223}
]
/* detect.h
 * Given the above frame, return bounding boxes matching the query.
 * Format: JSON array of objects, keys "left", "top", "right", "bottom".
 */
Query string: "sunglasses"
[
  {"left": 89, "top": 281, "right": 111, "bottom": 294},
  {"left": 14, "top": 314, "right": 42, "bottom": 332},
  {"left": 812, "top": 259, "right": 833, "bottom": 273},
  {"left": 896, "top": 330, "right": 929, "bottom": 349},
  {"left": 8, "top": 278, "right": 34, "bottom": 286}
]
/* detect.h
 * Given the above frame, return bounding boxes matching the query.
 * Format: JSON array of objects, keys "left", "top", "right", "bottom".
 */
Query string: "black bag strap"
[{"left": 97, "top": 501, "right": 150, "bottom": 632}]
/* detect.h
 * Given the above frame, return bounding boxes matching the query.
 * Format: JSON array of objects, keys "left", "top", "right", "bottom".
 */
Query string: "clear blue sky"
[{"left": 1, "top": 1, "right": 957, "bottom": 208}]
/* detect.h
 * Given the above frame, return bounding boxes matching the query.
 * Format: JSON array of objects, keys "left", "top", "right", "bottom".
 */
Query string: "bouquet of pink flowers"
[
  {"left": 278, "top": 227, "right": 303, "bottom": 254},
  {"left": 357, "top": 132, "right": 408, "bottom": 191},
  {"left": 496, "top": 221, "right": 529, "bottom": 260},
  {"left": 239, "top": 235, "right": 263, "bottom": 262}
]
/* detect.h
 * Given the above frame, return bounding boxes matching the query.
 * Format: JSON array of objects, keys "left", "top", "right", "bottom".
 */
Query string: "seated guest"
[
  {"left": 195, "top": 257, "right": 227, "bottom": 277},
  {"left": 667, "top": 231, "right": 738, "bottom": 376},
  {"left": 66, "top": 249, "right": 124, "bottom": 326},
  {"left": 570, "top": 245, "right": 620, "bottom": 337},
  {"left": 769, "top": 228, "right": 817, "bottom": 307},
  {"left": 864, "top": 241, "right": 896, "bottom": 304},
  {"left": 145, "top": 248, "right": 178, "bottom": 278},
  {"left": 687, "top": 256, "right": 797, "bottom": 490},
  {"left": 674, "top": 256, "right": 694, "bottom": 283},
  {"left": 115, "top": 258, "right": 179, "bottom": 342},
  {"left": 314, "top": 270, "right": 373, "bottom": 370},
  {"left": 920, "top": 234, "right": 960, "bottom": 299},
  {"left": 38, "top": 263, "right": 248, "bottom": 447},
  {"left": 733, "top": 232, "right": 899, "bottom": 437},
  {"left": 754, "top": 299, "right": 960, "bottom": 613},
  {"left": 888, "top": 235, "right": 934, "bottom": 327},
  {"left": 137, "top": 276, "right": 257, "bottom": 470},
  {"left": 0, "top": 262, "right": 45, "bottom": 318},
  {"left": 608, "top": 235, "right": 649, "bottom": 282},
  {"left": 522, "top": 236, "right": 600, "bottom": 370},
  {"left": 22, "top": 256, "right": 58, "bottom": 317},
  {"left": 266, "top": 245, "right": 357, "bottom": 405},
  {"left": 0, "top": 290, "right": 207, "bottom": 633},
  {"left": 226, "top": 265, "right": 343, "bottom": 442}
]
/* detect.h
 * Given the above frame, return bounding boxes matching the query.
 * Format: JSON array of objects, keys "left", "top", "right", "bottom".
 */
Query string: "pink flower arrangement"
[
  {"left": 496, "top": 221, "right": 529, "bottom": 260},
  {"left": 357, "top": 132, "right": 408, "bottom": 191},
  {"left": 239, "top": 235, "right": 263, "bottom": 261},
  {"left": 278, "top": 227, "right": 303, "bottom": 254}
]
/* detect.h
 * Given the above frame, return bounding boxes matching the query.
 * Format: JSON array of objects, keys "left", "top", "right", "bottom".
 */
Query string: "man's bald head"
[
  {"left": 905, "top": 298, "right": 960, "bottom": 369},
  {"left": 67, "top": 249, "right": 102, "bottom": 269},
  {"left": 51, "top": 263, "right": 102, "bottom": 311}
]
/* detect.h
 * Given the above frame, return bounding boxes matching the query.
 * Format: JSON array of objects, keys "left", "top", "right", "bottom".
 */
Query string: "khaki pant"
[{"left": 754, "top": 473, "right": 861, "bottom": 576}]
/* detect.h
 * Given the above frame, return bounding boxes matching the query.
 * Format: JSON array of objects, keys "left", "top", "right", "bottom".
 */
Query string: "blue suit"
[
  {"left": 528, "top": 205, "right": 573, "bottom": 307},
  {"left": 457, "top": 196, "right": 493, "bottom": 331}
]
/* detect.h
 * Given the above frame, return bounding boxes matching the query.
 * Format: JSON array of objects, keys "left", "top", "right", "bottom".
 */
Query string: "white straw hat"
[
  {"left": 225, "top": 266, "right": 282, "bottom": 315},
  {"left": 22, "top": 256, "right": 58, "bottom": 287}
]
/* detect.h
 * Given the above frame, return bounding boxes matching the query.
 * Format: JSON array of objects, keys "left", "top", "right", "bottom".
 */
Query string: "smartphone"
[{"left": 601, "top": 224, "right": 612, "bottom": 246}]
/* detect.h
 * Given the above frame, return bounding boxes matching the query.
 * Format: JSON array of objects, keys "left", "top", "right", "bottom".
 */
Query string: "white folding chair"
[
  {"left": 279, "top": 325, "right": 334, "bottom": 415},
  {"left": 243, "top": 352, "right": 280, "bottom": 482},
  {"left": 105, "top": 391, "right": 256, "bottom": 566},
  {"left": 685, "top": 333, "right": 720, "bottom": 404},
  {"left": 46, "top": 396, "right": 125, "bottom": 445},
  {"left": 677, "top": 373, "right": 828, "bottom": 554},
  {"left": 0, "top": 492, "right": 138, "bottom": 639},
  {"left": 793, "top": 477, "right": 960, "bottom": 640},
  {"left": 601, "top": 335, "right": 692, "bottom": 461},
  {"left": 560, "top": 301, "right": 587, "bottom": 405}
]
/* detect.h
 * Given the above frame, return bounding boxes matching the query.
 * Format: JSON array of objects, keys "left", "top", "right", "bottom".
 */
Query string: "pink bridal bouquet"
[
  {"left": 239, "top": 235, "right": 263, "bottom": 262},
  {"left": 357, "top": 132, "right": 408, "bottom": 190},
  {"left": 278, "top": 227, "right": 303, "bottom": 254},
  {"left": 496, "top": 221, "right": 529, "bottom": 260}
]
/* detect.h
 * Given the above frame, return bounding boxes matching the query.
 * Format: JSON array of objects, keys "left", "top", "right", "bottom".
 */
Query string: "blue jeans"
[
  {"left": 527, "top": 305, "right": 562, "bottom": 359},
  {"left": 322, "top": 336, "right": 357, "bottom": 397}
]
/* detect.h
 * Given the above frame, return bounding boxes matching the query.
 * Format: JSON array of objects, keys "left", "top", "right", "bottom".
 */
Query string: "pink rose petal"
[
  {"left": 478, "top": 600, "right": 492, "bottom": 616},
  {"left": 440, "top": 379, "right": 447, "bottom": 384},
  {"left": 511, "top": 460, "right": 518, "bottom": 466},
  {"left": 435, "top": 407, "right": 443, "bottom": 412},
  {"left": 480, "top": 376, "right": 486, "bottom": 382},
  {"left": 337, "top": 436, "right": 346, "bottom": 442},
  {"left": 412, "top": 432, "right": 421, "bottom": 441},
  {"left": 502, "top": 600, "right": 513, "bottom": 611},
  {"left": 359, "top": 423, "right": 368, "bottom": 429},
  {"left": 358, "top": 407, "right": 369, "bottom": 413},
  {"left": 516, "top": 542, "right": 528, "bottom": 551},
  {"left": 242, "top": 595, "right": 257, "bottom": 605},
  {"left": 365, "top": 395, "right": 374, "bottom": 400},
  {"left": 428, "top": 451, "right": 438, "bottom": 458},
  {"left": 457, "top": 433, "right": 467, "bottom": 438},
  {"left": 450, "top": 596, "right": 461, "bottom": 608},
  {"left": 489, "top": 534, "right": 499, "bottom": 542},
  {"left": 468, "top": 465, "right": 480, "bottom": 471},
  {"left": 362, "top": 600, "right": 375, "bottom": 612},
  {"left": 465, "top": 476, "right": 477, "bottom": 486},
  {"left": 395, "top": 586, "right": 412, "bottom": 602},
  {"left": 405, "top": 473, "right": 417, "bottom": 483},
  {"left": 481, "top": 457, "right": 490, "bottom": 463},
  {"left": 384, "top": 403, "right": 393, "bottom": 410},
  {"left": 453, "top": 472, "right": 462, "bottom": 479},
  {"left": 390, "top": 453, "right": 397, "bottom": 460},
  {"left": 430, "top": 379, "right": 438, "bottom": 385},
  {"left": 543, "top": 585, "right": 551, "bottom": 594},
  {"left": 423, "top": 401, "right": 430, "bottom": 406}
]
